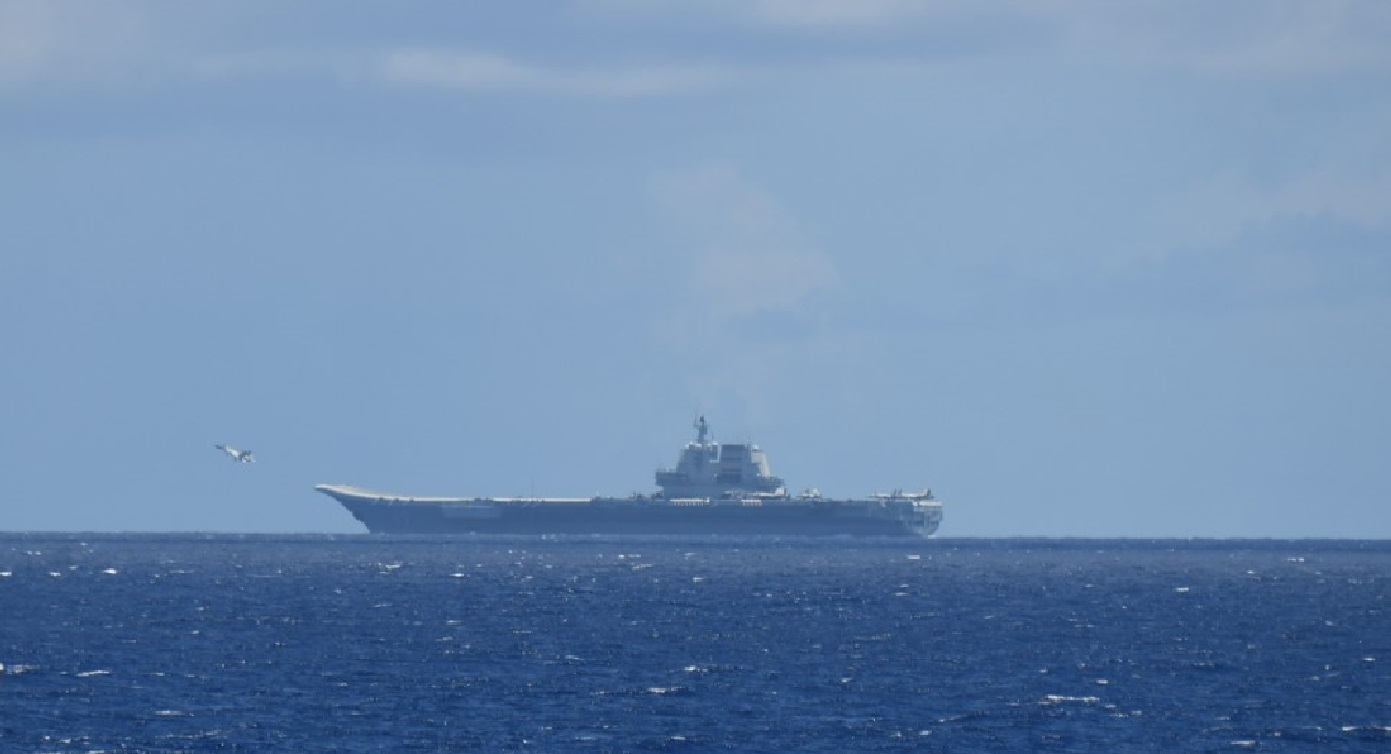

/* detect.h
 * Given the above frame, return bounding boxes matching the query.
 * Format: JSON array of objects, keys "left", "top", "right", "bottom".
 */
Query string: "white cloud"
[
  {"left": 1155, "top": 166, "right": 1391, "bottom": 257},
  {"left": 7, "top": 1, "right": 1387, "bottom": 96},
  {"left": 744, "top": 0, "right": 943, "bottom": 28},
  {"left": 579, "top": 0, "right": 953, "bottom": 29},
  {"left": 585, "top": 0, "right": 1391, "bottom": 76},
  {"left": 375, "top": 49, "right": 727, "bottom": 98},
  {"left": 651, "top": 165, "right": 839, "bottom": 320},
  {"left": 645, "top": 165, "right": 848, "bottom": 417},
  {"left": 1060, "top": 0, "right": 1391, "bottom": 77},
  {"left": 0, "top": 1, "right": 151, "bottom": 87},
  {"left": 188, "top": 51, "right": 355, "bottom": 82}
]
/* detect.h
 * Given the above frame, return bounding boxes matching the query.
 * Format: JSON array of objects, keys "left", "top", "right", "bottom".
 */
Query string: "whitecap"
[
  {"left": 76, "top": 669, "right": 111, "bottom": 678},
  {"left": 1174, "top": 586, "right": 1190, "bottom": 593},
  {"left": 102, "top": 568, "right": 119, "bottom": 575},
  {"left": 1338, "top": 725, "right": 1391, "bottom": 733},
  {"left": 0, "top": 571, "right": 9, "bottom": 577},
  {"left": 1042, "top": 694, "right": 1099, "bottom": 705}
]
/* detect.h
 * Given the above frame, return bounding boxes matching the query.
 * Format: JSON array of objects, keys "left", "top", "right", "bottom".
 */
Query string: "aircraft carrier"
[{"left": 316, "top": 418, "right": 943, "bottom": 537}]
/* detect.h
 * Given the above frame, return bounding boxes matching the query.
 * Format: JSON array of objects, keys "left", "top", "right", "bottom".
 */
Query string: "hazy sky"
[{"left": 3, "top": 1, "right": 1388, "bottom": 536}]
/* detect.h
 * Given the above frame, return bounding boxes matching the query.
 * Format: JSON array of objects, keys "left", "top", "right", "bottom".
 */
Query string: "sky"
[{"left": 2, "top": 1, "right": 1389, "bottom": 537}]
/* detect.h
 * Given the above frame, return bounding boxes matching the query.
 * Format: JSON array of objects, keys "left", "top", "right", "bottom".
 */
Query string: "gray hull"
[
  {"left": 317, "top": 486, "right": 941, "bottom": 538},
  {"left": 314, "top": 417, "right": 944, "bottom": 538}
]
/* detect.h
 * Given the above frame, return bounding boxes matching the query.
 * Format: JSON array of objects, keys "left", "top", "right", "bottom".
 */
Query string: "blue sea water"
[{"left": 1, "top": 535, "right": 1388, "bottom": 753}]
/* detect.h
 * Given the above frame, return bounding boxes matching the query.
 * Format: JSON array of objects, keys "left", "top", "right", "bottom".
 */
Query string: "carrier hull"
[
  {"left": 314, "top": 417, "right": 944, "bottom": 537},
  {"left": 316, "top": 485, "right": 942, "bottom": 538}
]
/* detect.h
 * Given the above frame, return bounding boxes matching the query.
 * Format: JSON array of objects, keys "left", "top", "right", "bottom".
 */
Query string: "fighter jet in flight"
[{"left": 215, "top": 444, "right": 255, "bottom": 463}]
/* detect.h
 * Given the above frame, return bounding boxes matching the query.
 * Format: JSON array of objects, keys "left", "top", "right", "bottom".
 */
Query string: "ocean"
[{"left": 1, "top": 535, "right": 1388, "bottom": 753}]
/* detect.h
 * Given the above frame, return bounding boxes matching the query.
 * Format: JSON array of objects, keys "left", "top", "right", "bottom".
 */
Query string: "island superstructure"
[{"left": 315, "top": 417, "right": 943, "bottom": 537}]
